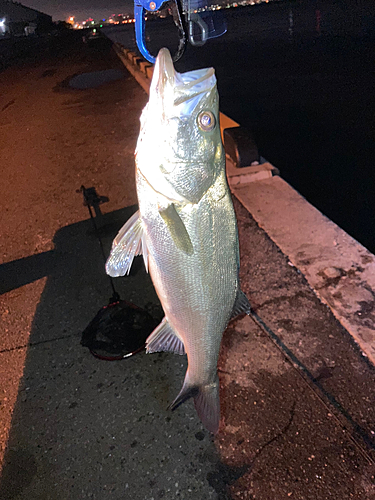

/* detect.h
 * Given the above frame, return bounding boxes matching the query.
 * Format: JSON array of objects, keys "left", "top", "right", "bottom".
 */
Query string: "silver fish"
[{"left": 106, "top": 48, "right": 250, "bottom": 433}]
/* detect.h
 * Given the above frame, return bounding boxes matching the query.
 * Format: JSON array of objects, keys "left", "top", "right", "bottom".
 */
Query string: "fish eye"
[{"left": 197, "top": 110, "right": 216, "bottom": 132}]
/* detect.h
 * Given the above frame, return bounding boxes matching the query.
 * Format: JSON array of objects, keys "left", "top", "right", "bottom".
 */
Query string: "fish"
[{"left": 106, "top": 48, "right": 250, "bottom": 433}]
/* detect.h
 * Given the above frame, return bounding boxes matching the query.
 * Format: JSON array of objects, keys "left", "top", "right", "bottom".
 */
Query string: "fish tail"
[
  {"left": 168, "top": 375, "right": 220, "bottom": 434},
  {"left": 193, "top": 378, "right": 220, "bottom": 434}
]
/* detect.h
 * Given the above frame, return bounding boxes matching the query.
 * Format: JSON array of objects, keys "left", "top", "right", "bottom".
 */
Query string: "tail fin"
[{"left": 168, "top": 375, "right": 220, "bottom": 434}]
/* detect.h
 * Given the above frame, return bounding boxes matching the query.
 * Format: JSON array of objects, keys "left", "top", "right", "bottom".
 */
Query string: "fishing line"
[{"left": 249, "top": 309, "right": 375, "bottom": 466}]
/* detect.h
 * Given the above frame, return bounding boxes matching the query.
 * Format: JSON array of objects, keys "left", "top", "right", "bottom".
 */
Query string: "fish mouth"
[
  {"left": 151, "top": 47, "right": 175, "bottom": 95},
  {"left": 151, "top": 48, "right": 216, "bottom": 111}
]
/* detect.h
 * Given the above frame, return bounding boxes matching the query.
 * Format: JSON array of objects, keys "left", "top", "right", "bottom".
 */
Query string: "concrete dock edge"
[
  {"left": 232, "top": 171, "right": 375, "bottom": 365},
  {"left": 112, "top": 42, "right": 375, "bottom": 366}
]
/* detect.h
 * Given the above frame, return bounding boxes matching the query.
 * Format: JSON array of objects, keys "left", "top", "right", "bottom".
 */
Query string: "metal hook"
[
  {"left": 187, "top": 12, "right": 208, "bottom": 46},
  {"left": 134, "top": 0, "right": 186, "bottom": 64}
]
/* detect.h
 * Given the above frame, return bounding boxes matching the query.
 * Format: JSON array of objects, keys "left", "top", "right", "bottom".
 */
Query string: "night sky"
[{"left": 20, "top": 0, "right": 134, "bottom": 22}]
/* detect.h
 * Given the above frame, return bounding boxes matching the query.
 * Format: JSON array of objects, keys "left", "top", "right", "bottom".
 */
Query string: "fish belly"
[{"left": 137, "top": 169, "right": 239, "bottom": 384}]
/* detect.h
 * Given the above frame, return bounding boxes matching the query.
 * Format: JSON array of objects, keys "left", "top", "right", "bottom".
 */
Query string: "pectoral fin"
[
  {"left": 105, "top": 210, "right": 149, "bottom": 277},
  {"left": 159, "top": 204, "right": 193, "bottom": 255},
  {"left": 146, "top": 318, "right": 185, "bottom": 355}
]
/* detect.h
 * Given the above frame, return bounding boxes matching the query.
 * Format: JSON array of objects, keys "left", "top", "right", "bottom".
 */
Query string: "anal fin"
[
  {"left": 105, "top": 210, "right": 149, "bottom": 277},
  {"left": 146, "top": 318, "right": 185, "bottom": 355}
]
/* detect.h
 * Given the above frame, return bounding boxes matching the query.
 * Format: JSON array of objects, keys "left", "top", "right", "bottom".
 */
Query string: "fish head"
[{"left": 136, "top": 48, "right": 224, "bottom": 204}]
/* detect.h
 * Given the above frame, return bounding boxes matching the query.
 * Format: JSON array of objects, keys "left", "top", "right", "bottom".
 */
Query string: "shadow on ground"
[{"left": 0, "top": 206, "right": 231, "bottom": 499}]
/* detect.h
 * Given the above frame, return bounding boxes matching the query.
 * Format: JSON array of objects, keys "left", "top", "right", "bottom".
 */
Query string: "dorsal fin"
[{"left": 231, "top": 289, "right": 251, "bottom": 319}]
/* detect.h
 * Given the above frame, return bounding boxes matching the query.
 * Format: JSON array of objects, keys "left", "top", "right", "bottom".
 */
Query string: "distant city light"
[{"left": 71, "top": 0, "right": 276, "bottom": 29}]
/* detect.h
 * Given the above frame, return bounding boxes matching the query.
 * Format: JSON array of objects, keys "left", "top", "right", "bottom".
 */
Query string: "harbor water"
[{"left": 103, "top": 0, "right": 375, "bottom": 253}]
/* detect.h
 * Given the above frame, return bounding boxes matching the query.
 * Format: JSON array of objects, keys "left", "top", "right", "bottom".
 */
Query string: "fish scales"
[
  {"left": 106, "top": 48, "right": 250, "bottom": 433},
  {"left": 138, "top": 170, "right": 238, "bottom": 377}
]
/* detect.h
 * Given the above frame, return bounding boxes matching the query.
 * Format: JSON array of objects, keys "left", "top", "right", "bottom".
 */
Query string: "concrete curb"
[
  {"left": 230, "top": 165, "right": 375, "bottom": 366},
  {"left": 112, "top": 42, "right": 375, "bottom": 366},
  {"left": 113, "top": 45, "right": 151, "bottom": 94}
]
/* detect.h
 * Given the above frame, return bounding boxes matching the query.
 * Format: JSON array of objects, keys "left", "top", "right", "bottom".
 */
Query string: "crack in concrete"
[{"left": 252, "top": 400, "right": 296, "bottom": 464}]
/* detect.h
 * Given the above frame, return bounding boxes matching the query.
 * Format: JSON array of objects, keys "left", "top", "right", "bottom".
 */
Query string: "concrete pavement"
[{"left": 0, "top": 33, "right": 374, "bottom": 499}]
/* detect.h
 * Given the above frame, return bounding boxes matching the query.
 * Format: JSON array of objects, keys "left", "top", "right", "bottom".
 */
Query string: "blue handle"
[{"left": 134, "top": 0, "right": 166, "bottom": 63}]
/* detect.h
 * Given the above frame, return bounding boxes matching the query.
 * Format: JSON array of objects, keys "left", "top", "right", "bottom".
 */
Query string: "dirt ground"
[{"left": 0, "top": 32, "right": 146, "bottom": 467}]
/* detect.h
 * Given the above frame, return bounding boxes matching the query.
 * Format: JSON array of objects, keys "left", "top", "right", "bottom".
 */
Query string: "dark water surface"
[{"left": 103, "top": 0, "right": 375, "bottom": 253}]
